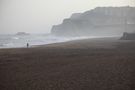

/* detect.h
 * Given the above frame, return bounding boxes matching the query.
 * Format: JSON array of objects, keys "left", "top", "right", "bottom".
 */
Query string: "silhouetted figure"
[{"left": 27, "top": 43, "right": 29, "bottom": 48}]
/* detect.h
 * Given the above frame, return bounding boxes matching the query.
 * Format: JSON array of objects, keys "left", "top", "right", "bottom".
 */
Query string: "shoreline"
[{"left": 0, "top": 36, "right": 121, "bottom": 49}]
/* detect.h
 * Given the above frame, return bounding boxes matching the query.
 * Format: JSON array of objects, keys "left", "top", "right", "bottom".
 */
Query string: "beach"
[{"left": 0, "top": 37, "right": 135, "bottom": 90}]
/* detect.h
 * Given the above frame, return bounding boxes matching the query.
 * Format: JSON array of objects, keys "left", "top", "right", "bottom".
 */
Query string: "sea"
[{"left": 0, "top": 34, "right": 93, "bottom": 48}]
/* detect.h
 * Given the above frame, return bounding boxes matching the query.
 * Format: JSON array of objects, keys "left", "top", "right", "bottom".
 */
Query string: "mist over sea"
[
  {"left": 0, "top": 34, "right": 64, "bottom": 48},
  {"left": 0, "top": 34, "right": 98, "bottom": 48}
]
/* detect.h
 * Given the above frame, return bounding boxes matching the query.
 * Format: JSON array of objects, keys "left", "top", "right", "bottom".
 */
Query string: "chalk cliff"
[{"left": 51, "top": 6, "right": 135, "bottom": 37}]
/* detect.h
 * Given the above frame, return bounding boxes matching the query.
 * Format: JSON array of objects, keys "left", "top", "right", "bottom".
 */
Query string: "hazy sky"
[{"left": 0, "top": 0, "right": 135, "bottom": 34}]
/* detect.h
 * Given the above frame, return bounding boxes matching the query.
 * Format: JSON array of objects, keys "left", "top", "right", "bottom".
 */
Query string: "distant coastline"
[
  {"left": 15, "top": 32, "right": 30, "bottom": 36},
  {"left": 51, "top": 6, "right": 135, "bottom": 37}
]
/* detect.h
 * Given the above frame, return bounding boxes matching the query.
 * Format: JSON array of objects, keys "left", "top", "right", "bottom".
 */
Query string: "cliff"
[{"left": 51, "top": 6, "right": 135, "bottom": 37}]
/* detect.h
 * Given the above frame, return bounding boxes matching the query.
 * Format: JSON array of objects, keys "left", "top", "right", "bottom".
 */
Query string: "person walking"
[{"left": 27, "top": 43, "right": 29, "bottom": 48}]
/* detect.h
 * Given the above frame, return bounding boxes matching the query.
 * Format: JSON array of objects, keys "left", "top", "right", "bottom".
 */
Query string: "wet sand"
[{"left": 0, "top": 37, "right": 135, "bottom": 90}]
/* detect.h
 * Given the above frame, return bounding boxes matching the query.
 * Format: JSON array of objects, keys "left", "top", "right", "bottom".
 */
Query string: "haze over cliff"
[{"left": 51, "top": 6, "right": 135, "bottom": 37}]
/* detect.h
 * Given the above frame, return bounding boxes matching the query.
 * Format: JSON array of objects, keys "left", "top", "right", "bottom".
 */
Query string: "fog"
[{"left": 0, "top": 0, "right": 135, "bottom": 34}]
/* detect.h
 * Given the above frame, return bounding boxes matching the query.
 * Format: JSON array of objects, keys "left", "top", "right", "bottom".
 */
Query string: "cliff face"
[{"left": 51, "top": 6, "right": 135, "bottom": 37}]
